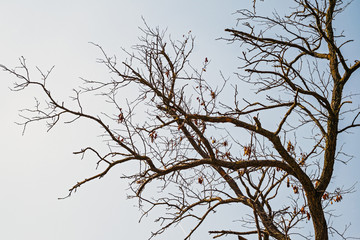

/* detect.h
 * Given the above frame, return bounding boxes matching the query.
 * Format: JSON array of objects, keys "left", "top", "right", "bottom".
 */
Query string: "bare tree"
[{"left": 1, "top": 0, "right": 360, "bottom": 239}]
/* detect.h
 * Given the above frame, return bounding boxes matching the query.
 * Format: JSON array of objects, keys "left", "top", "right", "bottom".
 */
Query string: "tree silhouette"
[{"left": 1, "top": 1, "right": 359, "bottom": 239}]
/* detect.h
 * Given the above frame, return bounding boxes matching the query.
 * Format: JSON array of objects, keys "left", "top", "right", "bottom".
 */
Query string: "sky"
[{"left": 0, "top": 1, "right": 359, "bottom": 240}]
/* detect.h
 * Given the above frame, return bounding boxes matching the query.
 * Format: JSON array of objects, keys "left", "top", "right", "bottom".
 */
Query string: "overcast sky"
[{"left": 0, "top": 1, "right": 359, "bottom": 239}]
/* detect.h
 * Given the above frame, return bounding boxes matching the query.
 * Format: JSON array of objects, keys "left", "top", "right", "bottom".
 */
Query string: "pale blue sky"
[{"left": 0, "top": 1, "right": 359, "bottom": 239}]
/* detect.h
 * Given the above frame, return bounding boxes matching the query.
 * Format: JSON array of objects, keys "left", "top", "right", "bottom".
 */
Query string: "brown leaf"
[
  {"left": 300, "top": 206, "right": 305, "bottom": 214},
  {"left": 198, "top": 177, "right": 203, "bottom": 184},
  {"left": 287, "top": 140, "right": 294, "bottom": 153},
  {"left": 244, "top": 146, "right": 251, "bottom": 156},
  {"left": 293, "top": 185, "right": 299, "bottom": 194}
]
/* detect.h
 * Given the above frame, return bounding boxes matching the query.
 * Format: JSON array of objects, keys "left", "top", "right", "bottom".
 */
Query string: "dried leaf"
[{"left": 198, "top": 177, "right": 203, "bottom": 184}]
